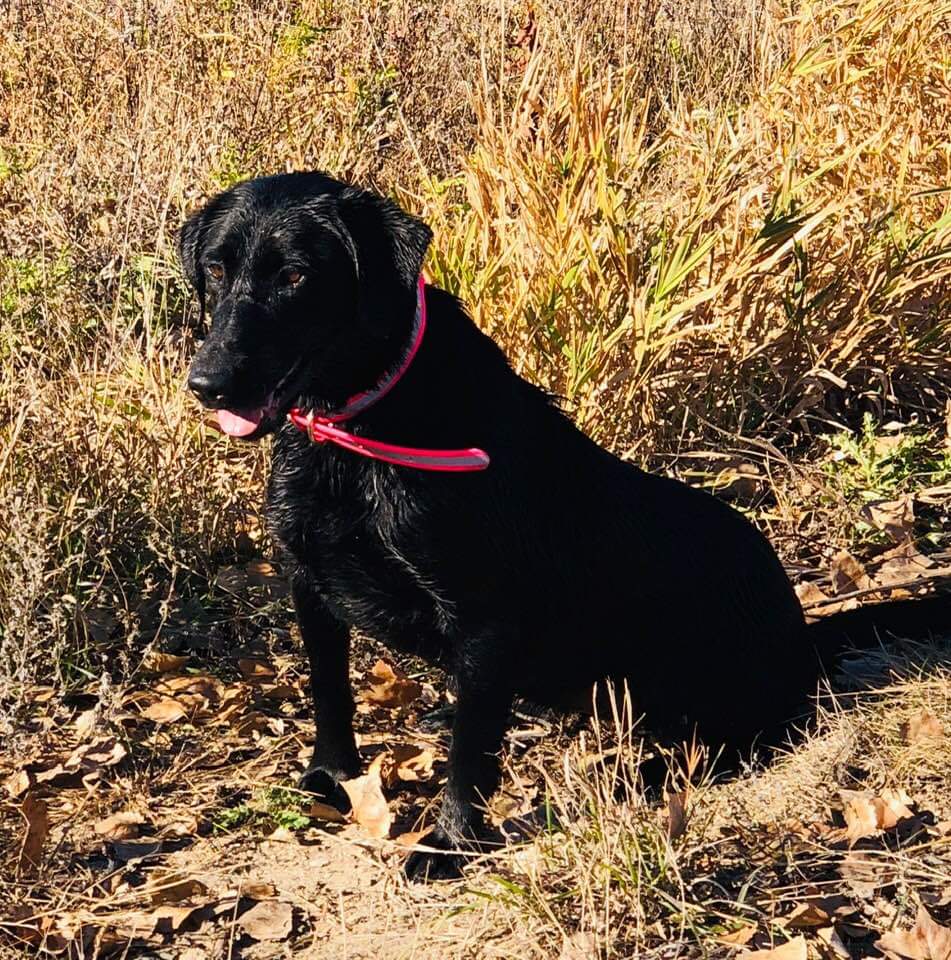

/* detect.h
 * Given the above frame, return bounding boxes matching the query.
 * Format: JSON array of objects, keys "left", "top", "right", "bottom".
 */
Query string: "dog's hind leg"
[
  {"left": 404, "top": 628, "right": 514, "bottom": 882},
  {"left": 292, "top": 573, "right": 362, "bottom": 808}
]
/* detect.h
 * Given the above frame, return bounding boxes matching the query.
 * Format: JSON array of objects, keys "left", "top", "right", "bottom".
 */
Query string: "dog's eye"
[
  {"left": 282, "top": 269, "right": 303, "bottom": 287},
  {"left": 206, "top": 263, "right": 224, "bottom": 282}
]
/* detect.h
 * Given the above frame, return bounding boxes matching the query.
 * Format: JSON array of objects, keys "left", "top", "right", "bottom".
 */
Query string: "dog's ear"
[
  {"left": 178, "top": 194, "right": 232, "bottom": 316},
  {"left": 335, "top": 189, "right": 432, "bottom": 316}
]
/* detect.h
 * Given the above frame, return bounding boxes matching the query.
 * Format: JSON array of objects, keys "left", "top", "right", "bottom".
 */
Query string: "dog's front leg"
[
  {"left": 404, "top": 634, "right": 513, "bottom": 882},
  {"left": 292, "top": 573, "right": 361, "bottom": 807}
]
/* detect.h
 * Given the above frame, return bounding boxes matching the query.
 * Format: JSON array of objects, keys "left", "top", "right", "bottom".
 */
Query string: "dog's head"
[{"left": 180, "top": 172, "right": 432, "bottom": 439}]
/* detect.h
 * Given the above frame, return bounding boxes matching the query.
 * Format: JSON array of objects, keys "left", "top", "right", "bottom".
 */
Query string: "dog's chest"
[{"left": 268, "top": 443, "right": 453, "bottom": 649}]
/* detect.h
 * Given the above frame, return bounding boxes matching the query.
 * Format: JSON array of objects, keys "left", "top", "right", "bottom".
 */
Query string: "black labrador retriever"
[{"left": 181, "top": 171, "right": 949, "bottom": 880}]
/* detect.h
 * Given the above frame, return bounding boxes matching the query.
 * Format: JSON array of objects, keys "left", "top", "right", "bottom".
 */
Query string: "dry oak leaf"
[
  {"left": 307, "top": 800, "right": 347, "bottom": 823},
  {"left": 363, "top": 659, "right": 422, "bottom": 707},
  {"left": 396, "top": 826, "right": 433, "bottom": 847},
  {"left": 66, "top": 737, "right": 128, "bottom": 771},
  {"left": 149, "top": 871, "right": 209, "bottom": 905},
  {"left": 874, "top": 542, "right": 935, "bottom": 588},
  {"left": 217, "top": 561, "right": 287, "bottom": 598},
  {"left": 876, "top": 906, "right": 951, "bottom": 960},
  {"left": 830, "top": 550, "right": 874, "bottom": 595},
  {"left": 95, "top": 811, "right": 146, "bottom": 840},
  {"left": 739, "top": 936, "right": 808, "bottom": 960},
  {"left": 5, "top": 768, "right": 32, "bottom": 798},
  {"left": 795, "top": 581, "right": 833, "bottom": 609},
  {"left": 238, "top": 900, "right": 294, "bottom": 942},
  {"left": 74, "top": 707, "right": 98, "bottom": 740},
  {"left": 860, "top": 496, "right": 915, "bottom": 543},
  {"left": 142, "top": 651, "right": 189, "bottom": 673},
  {"left": 782, "top": 901, "right": 833, "bottom": 929},
  {"left": 665, "top": 790, "right": 689, "bottom": 841},
  {"left": 111, "top": 839, "right": 164, "bottom": 862},
  {"left": 840, "top": 788, "right": 915, "bottom": 844},
  {"left": 901, "top": 710, "right": 943, "bottom": 744},
  {"left": 341, "top": 753, "right": 393, "bottom": 839},
  {"left": 236, "top": 881, "right": 278, "bottom": 900},
  {"left": 19, "top": 793, "right": 49, "bottom": 876},
  {"left": 108, "top": 904, "right": 201, "bottom": 942},
  {"left": 238, "top": 658, "right": 276, "bottom": 680},
  {"left": 816, "top": 925, "right": 851, "bottom": 960},
  {"left": 34, "top": 737, "right": 128, "bottom": 790},
  {"left": 141, "top": 697, "right": 188, "bottom": 724},
  {"left": 383, "top": 744, "right": 436, "bottom": 786},
  {"left": 717, "top": 922, "right": 757, "bottom": 946},
  {"left": 156, "top": 674, "right": 224, "bottom": 700}
]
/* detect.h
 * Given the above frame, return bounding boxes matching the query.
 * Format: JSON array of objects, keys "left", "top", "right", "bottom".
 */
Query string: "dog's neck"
[{"left": 283, "top": 281, "right": 491, "bottom": 472}]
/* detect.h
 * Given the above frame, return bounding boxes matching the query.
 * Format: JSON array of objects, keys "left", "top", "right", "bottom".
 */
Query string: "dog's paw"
[
  {"left": 297, "top": 763, "right": 354, "bottom": 813},
  {"left": 402, "top": 829, "right": 468, "bottom": 882}
]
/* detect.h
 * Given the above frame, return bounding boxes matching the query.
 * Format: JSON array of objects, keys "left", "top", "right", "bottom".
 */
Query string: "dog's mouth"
[{"left": 212, "top": 360, "right": 308, "bottom": 439}]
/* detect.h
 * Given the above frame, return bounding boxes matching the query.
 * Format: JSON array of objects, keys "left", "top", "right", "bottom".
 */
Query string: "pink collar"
[{"left": 287, "top": 276, "right": 490, "bottom": 472}]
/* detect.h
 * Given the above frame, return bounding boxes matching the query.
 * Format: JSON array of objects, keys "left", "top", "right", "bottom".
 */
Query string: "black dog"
[{"left": 181, "top": 171, "right": 948, "bottom": 880}]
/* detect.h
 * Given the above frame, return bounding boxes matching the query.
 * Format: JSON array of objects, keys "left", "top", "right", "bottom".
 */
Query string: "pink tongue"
[{"left": 216, "top": 408, "right": 264, "bottom": 437}]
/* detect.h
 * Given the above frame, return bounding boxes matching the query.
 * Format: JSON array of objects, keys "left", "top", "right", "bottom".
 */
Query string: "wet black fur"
[{"left": 180, "top": 171, "right": 950, "bottom": 881}]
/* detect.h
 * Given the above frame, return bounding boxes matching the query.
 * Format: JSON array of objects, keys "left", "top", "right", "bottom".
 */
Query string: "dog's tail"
[{"left": 807, "top": 591, "right": 951, "bottom": 661}]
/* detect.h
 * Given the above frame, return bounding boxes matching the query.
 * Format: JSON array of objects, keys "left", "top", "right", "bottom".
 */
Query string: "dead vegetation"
[{"left": 2, "top": 0, "right": 951, "bottom": 956}]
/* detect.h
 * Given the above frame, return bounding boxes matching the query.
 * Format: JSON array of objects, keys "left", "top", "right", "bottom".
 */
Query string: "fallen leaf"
[
  {"left": 216, "top": 562, "right": 287, "bottom": 599},
  {"left": 816, "top": 925, "right": 851, "bottom": 960},
  {"left": 5, "top": 769, "right": 32, "bottom": 798},
  {"left": 839, "top": 850, "right": 891, "bottom": 899},
  {"left": 718, "top": 922, "right": 757, "bottom": 946},
  {"left": 795, "top": 581, "right": 832, "bottom": 608},
  {"left": 341, "top": 754, "right": 393, "bottom": 839},
  {"left": 109, "top": 904, "right": 200, "bottom": 942},
  {"left": 840, "top": 788, "right": 916, "bottom": 844},
  {"left": 307, "top": 801, "right": 347, "bottom": 823},
  {"left": 238, "top": 658, "right": 276, "bottom": 680},
  {"left": 830, "top": 551, "right": 874, "bottom": 595},
  {"left": 489, "top": 784, "right": 539, "bottom": 823},
  {"left": 783, "top": 901, "right": 833, "bottom": 929},
  {"left": 266, "top": 826, "right": 297, "bottom": 843},
  {"left": 150, "top": 872, "right": 209, "bottom": 904},
  {"left": 19, "top": 793, "right": 48, "bottom": 876},
  {"left": 901, "top": 710, "right": 944, "bottom": 744},
  {"left": 66, "top": 737, "right": 128, "bottom": 772},
  {"left": 860, "top": 496, "right": 915, "bottom": 542},
  {"left": 74, "top": 708, "right": 98, "bottom": 740},
  {"left": 739, "top": 936, "right": 808, "bottom": 960},
  {"left": 95, "top": 811, "right": 145, "bottom": 840},
  {"left": 243, "top": 560, "right": 288, "bottom": 596},
  {"left": 32, "top": 737, "right": 129, "bottom": 791},
  {"left": 873, "top": 542, "right": 935, "bottom": 588},
  {"left": 141, "top": 697, "right": 188, "bottom": 724},
  {"left": 396, "top": 827, "right": 433, "bottom": 847},
  {"left": 156, "top": 674, "right": 224, "bottom": 699},
  {"left": 261, "top": 683, "right": 299, "bottom": 701},
  {"left": 163, "top": 816, "right": 201, "bottom": 837},
  {"left": 363, "top": 659, "right": 421, "bottom": 708},
  {"left": 111, "top": 839, "right": 164, "bottom": 862},
  {"left": 665, "top": 790, "right": 688, "bottom": 841},
  {"left": 151, "top": 904, "right": 200, "bottom": 934},
  {"left": 876, "top": 906, "right": 951, "bottom": 960},
  {"left": 238, "top": 900, "right": 294, "bottom": 942},
  {"left": 143, "top": 651, "right": 189, "bottom": 673},
  {"left": 239, "top": 881, "right": 277, "bottom": 900},
  {"left": 384, "top": 744, "right": 436, "bottom": 786}
]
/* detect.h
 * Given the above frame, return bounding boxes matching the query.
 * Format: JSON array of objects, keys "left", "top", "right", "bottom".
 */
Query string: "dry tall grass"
[{"left": 1, "top": 0, "right": 949, "bottom": 711}]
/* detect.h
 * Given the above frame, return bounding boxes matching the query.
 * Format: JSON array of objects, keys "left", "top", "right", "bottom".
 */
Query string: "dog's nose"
[{"left": 187, "top": 368, "right": 230, "bottom": 407}]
